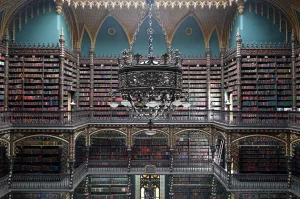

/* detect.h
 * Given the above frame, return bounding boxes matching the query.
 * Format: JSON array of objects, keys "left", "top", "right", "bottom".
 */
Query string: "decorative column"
[
  {"left": 291, "top": 31, "right": 297, "bottom": 111},
  {"left": 85, "top": 128, "right": 91, "bottom": 169},
  {"left": 89, "top": 48, "right": 94, "bottom": 110},
  {"left": 127, "top": 127, "right": 132, "bottom": 173},
  {"left": 69, "top": 133, "right": 75, "bottom": 189},
  {"left": 220, "top": 44, "right": 225, "bottom": 110},
  {"left": 8, "top": 132, "right": 14, "bottom": 188},
  {"left": 236, "top": 28, "right": 242, "bottom": 111},
  {"left": 211, "top": 176, "right": 217, "bottom": 199},
  {"left": 59, "top": 28, "right": 65, "bottom": 111},
  {"left": 286, "top": 132, "right": 292, "bottom": 189},
  {"left": 4, "top": 30, "right": 9, "bottom": 111},
  {"left": 226, "top": 133, "right": 232, "bottom": 189},
  {"left": 206, "top": 48, "right": 211, "bottom": 110}
]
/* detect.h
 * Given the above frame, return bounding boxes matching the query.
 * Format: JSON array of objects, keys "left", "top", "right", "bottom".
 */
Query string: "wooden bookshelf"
[
  {"left": 174, "top": 132, "right": 210, "bottom": 165},
  {"left": 172, "top": 175, "right": 211, "bottom": 199},
  {"left": 224, "top": 58, "right": 238, "bottom": 110},
  {"left": 132, "top": 134, "right": 169, "bottom": 160},
  {"left": 79, "top": 62, "right": 90, "bottom": 109},
  {"left": 89, "top": 131, "right": 127, "bottom": 161},
  {"left": 11, "top": 193, "right": 69, "bottom": 199},
  {"left": 63, "top": 58, "right": 77, "bottom": 110},
  {"left": 293, "top": 145, "right": 300, "bottom": 177},
  {"left": 0, "top": 145, "right": 8, "bottom": 178},
  {"left": 210, "top": 59, "right": 222, "bottom": 110},
  {"left": 181, "top": 60, "right": 207, "bottom": 110},
  {"left": 8, "top": 54, "right": 61, "bottom": 111},
  {"left": 14, "top": 138, "right": 67, "bottom": 175},
  {"left": 236, "top": 193, "right": 289, "bottom": 199},
  {"left": 75, "top": 136, "right": 86, "bottom": 168},
  {"left": 89, "top": 175, "right": 128, "bottom": 199},
  {"left": 238, "top": 137, "right": 286, "bottom": 174}
]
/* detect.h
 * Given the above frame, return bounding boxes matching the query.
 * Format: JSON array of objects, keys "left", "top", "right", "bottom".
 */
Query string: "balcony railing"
[
  {"left": 0, "top": 110, "right": 300, "bottom": 128},
  {"left": 231, "top": 174, "right": 288, "bottom": 190},
  {"left": 291, "top": 176, "right": 300, "bottom": 196}
]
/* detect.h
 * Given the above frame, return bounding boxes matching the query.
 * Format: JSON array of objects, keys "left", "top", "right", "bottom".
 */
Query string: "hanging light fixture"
[{"left": 110, "top": 0, "right": 190, "bottom": 120}]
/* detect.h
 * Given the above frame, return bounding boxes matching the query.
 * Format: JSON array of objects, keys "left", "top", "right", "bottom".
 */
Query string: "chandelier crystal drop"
[{"left": 110, "top": 0, "right": 190, "bottom": 120}]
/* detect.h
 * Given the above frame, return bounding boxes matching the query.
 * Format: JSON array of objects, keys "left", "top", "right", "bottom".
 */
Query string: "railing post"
[
  {"left": 68, "top": 160, "right": 74, "bottom": 189},
  {"left": 7, "top": 156, "right": 14, "bottom": 189},
  {"left": 211, "top": 176, "right": 217, "bottom": 199},
  {"left": 127, "top": 148, "right": 132, "bottom": 173}
]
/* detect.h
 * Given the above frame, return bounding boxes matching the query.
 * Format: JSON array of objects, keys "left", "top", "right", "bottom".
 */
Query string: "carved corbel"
[
  {"left": 237, "top": 0, "right": 246, "bottom": 15},
  {"left": 55, "top": 0, "right": 63, "bottom": 15}
]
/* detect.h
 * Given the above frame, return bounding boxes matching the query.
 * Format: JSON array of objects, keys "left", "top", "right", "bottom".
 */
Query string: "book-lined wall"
[
  {"left": 174, "top": 132, "right": 211, "bottom": 167},
  {"left": 172, "top": 174, "right": 211, "bottom": 199},
  {"left": 79, "top": 62, "right": 90, "bottom": 109},
  {"left": 0, "top": 145, "right": 8, "bottom": 178},
  {"left": 240, "top": 54, "right": 292, "bottom": 111},
  {"left": 8, "top": 49, "right": 77, "bottom": 111},
  {"left": 238, "top": 136, "right": 286, "bottom": 174},
  {"left": 224, "top": 57, "right": 238, "bottom": 110},
  {"left": 89, "top": 175, "right": 128, "bottom": 199},
  {"left": 89, "top": 131, "right": 127, "bottom": 162},
  {"left": 210, "top": 59, "right": 222, "bottom": 110},
  {"left": 293, "top": 144, "right": 300, "bottom": 177},
  {"left": 11, "top": 193, "right": 70, "bottom": 199},
  {"left": 132, "top": 133, "right": 169, "bottom": 160},
  {"left": 235, "top": 193, "right": 289, "bottom": 199},
  {"left": 13, "top": 137, "right": 67, "bottom": 175},
  {"left": 75, "top": 136, "right": 86, "bottom": 168}
]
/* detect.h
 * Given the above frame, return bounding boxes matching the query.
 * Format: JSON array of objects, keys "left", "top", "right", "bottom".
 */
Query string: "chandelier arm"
[{"left": 129, "top": 4, "right": 150, "bottom": 53}]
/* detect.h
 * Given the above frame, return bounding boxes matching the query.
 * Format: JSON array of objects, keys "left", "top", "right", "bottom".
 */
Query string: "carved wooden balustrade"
[{"left": 0, "top": 110, "right": 299, "bottom": 129}]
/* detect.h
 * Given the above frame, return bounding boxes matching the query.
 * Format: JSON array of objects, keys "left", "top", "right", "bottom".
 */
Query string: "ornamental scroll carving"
[{"left": 119, "top": 72, "right": 182, "bottom": 89}]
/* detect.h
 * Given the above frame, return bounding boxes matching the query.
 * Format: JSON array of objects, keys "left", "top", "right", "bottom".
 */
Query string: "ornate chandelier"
[{"left": 110, "top": 0, "right": 190, "bottom": 120}]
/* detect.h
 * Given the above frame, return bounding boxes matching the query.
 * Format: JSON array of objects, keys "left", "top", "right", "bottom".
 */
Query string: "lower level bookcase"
[
  {"left": 172, "top": 175, "right": 211, "bottom": 199},
  {"left": 11, "top": 192, "right": 70, "bottom": 199},
  {"left": 0, "top": 145, "right": 8, "bottom": 178},
  {"left": 89, "top": 175, "right": 128, "bottom": 199},
  {"left": 293, "top": 145, "right": 300, "bottom": 176},
  {"left": 234, "top": 193, "right": 289, "bottom": 199},
  {"left": 13, "top": 137, "right": 68, "bottom": 175}
]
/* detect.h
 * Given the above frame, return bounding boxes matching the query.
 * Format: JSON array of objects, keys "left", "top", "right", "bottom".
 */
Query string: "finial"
[
  {"left": 237, "top": 27, "right": 240, "bottom": 36},
  {"left": 61, "top": 27, "right": 64, "bottom": 36}
]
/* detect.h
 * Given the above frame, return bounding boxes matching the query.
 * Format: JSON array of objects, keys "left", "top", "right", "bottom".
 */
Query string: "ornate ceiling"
[{"left": 0, "top": 0, "right": 299, "bottom": 48}]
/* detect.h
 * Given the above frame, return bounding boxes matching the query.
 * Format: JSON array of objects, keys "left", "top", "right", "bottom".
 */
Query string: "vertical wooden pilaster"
[
  {"left": 221, "top": 44, "right": 225, "bottom": 110},
  {"left": 69, "top": 132, "right": 75, "bottom": 189},
  {"left": 8, "top": 132, "right": 14, "bottom": 188},
  {"left": 236, "top": 28, "right": 242, "bottom": 111},
  {"left": 206, "top": 48, "right": 211, "bottom": 110},
  {"left": 291, "top": 31, "right": 297, "bottom": 111},
  {"left": 287, "top": 132, "right": 292, "bottom": 189},
  {"left": 226, "top": 132, "right": 232, "bottom": 188},
  {"left": 4, "top": 30, "right": 9, "bottom": 111},
  {"left": 90, "top": 49, "right": 94, "bottom": 110},
  {"left": 59, "top": 28, "right": 65, "bottom": 111},
  {"left": 75, "top": 49, "right": 80, "bottom": 109}
]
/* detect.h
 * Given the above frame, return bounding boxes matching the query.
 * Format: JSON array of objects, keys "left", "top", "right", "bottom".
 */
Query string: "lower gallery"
[{"left": 0, "top": 0, "right": 300, "bottom": 198}]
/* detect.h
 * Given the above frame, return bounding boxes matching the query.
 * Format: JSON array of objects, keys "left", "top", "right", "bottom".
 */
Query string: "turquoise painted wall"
[
  {"left": 14, "top": 1, "right": 71, "bottom": 48},
  {"left": 133, "top": 17, "right": 167, "bottom": 56},
  {"left": 209, "top": 30, "right": 220, "bottom": 57},
  {"left": 172, "top": 16, "right": 206, "bottom": 57},
  {"left": 81, "top": 29, "right": 91, "bottom": 57},
  {"left": 229, "top": 1, "right": 286, "bottom": 47},
  {"left": 95, "top": 16, "right": 128, "bottom": 56}
]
